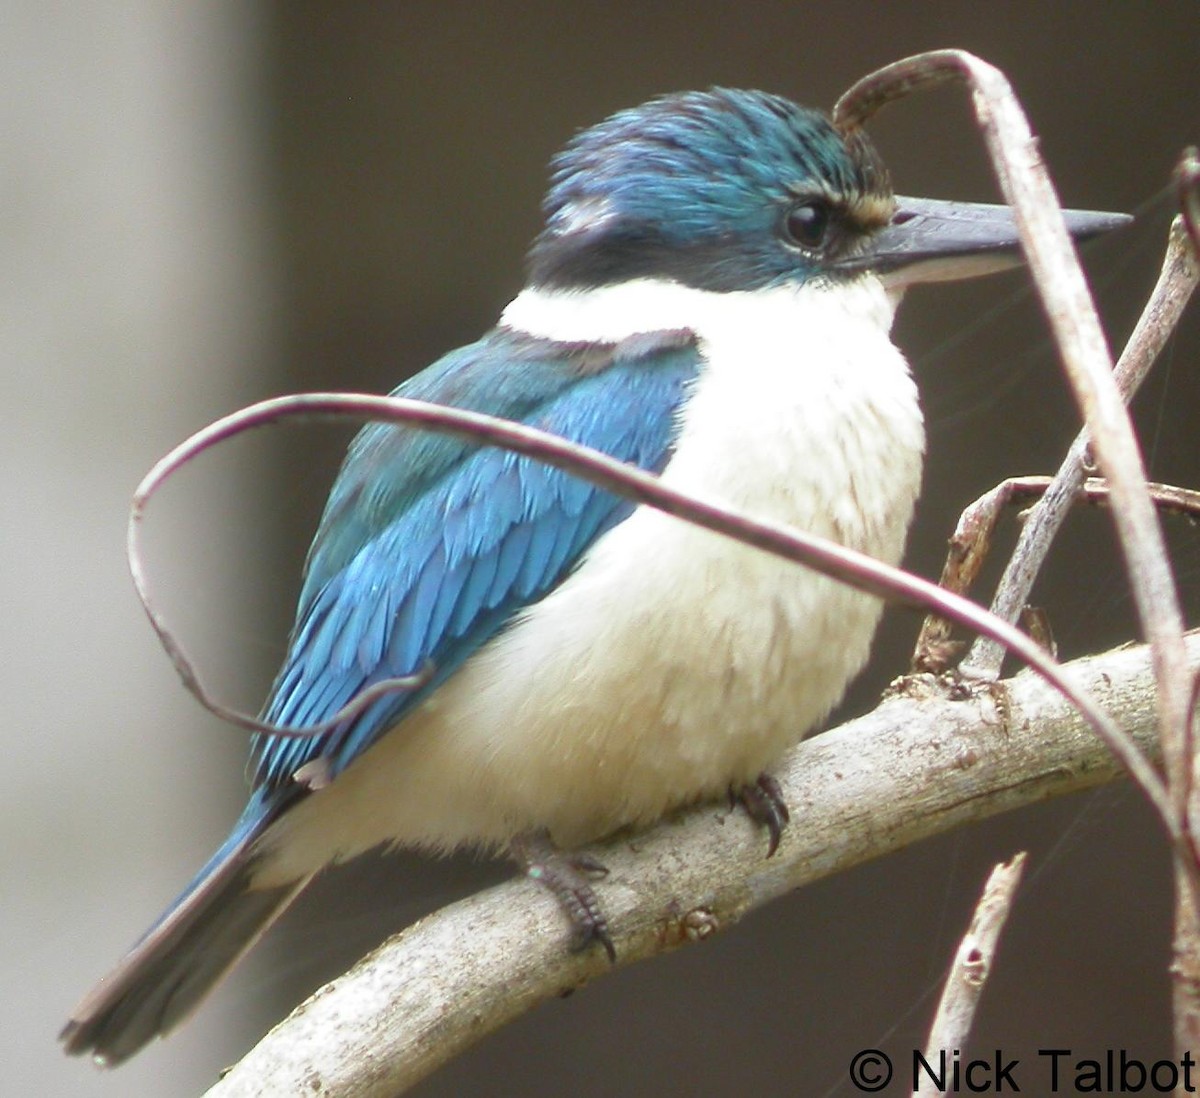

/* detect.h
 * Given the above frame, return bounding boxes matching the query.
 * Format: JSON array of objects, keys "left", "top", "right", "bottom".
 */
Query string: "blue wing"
[
  {"left": 58, "top": 326, "right": 699, "bottom": 1063},
  {"left": 249, "top": 325, "right": 700, "bottom": 792}
]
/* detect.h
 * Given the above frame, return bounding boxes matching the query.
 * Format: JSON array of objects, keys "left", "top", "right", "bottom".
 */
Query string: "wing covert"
[{"left": 250, "top": 327, "right": 699, "bottom": 790}]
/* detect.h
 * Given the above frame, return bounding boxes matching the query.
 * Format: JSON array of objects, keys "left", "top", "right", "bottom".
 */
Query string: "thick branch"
[{"left": 207, "top": 633, "right": 1198, "bottom": 1098}]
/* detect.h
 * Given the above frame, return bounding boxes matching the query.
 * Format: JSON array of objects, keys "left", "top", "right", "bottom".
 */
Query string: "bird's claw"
[
  {"left": 511, "top": 829, "right": 616, "bottom": 963},
  {"left": 732, "top": 772, "right": 790, "bottom": 857}
]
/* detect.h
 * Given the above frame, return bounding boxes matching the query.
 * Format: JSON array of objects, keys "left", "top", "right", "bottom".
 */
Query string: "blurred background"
[{"left": 7, "top": 3, "right": 1198, "bottom": 1095}]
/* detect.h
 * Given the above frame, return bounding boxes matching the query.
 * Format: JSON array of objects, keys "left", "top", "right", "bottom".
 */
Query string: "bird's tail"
[{"left": 60, "top": 803, "right": 311, "bottom": 1066}]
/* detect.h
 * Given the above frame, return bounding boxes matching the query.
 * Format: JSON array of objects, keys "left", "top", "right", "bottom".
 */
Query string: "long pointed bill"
[{"left": 841, "top": 195, "right": 1132, "bottom": 289}]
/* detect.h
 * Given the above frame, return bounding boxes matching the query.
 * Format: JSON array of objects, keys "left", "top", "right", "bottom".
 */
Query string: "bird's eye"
[{"left": 782, "top": 201, "right": 833, "bottom": 251}]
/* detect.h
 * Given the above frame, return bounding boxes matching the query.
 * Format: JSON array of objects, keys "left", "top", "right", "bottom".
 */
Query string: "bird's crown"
[{"left": 528, "top": 88, "right": 895, "bottom": 292}]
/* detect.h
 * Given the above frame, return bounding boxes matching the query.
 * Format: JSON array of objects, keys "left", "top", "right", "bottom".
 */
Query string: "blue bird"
[{"left": 62, "top": 88, "right": 1127, "bottom": 1064}]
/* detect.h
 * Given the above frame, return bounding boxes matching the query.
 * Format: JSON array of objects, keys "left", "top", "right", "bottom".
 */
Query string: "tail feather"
[{"left": 61, "top": 815, "right": 311, "bottom": 1066}]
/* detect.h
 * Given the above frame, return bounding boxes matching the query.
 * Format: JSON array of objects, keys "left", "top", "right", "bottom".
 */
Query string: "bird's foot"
[
  {"left": 731, "top": 772, "right": 790, "bottom": 857},
  {"left": 511, "top": 829, "right": 616, "bottom": 963}
]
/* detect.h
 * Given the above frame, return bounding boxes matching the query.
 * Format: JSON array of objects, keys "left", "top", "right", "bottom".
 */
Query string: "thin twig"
[
  {"left": 963, "top": 217, "right": 1199, "bottom": 677},
  {"left": 913, "top": 853, "right": 1028, "bottom": 1097},
  {"left": 1177, "top": 147, "right": 1200, "bottom": 255},
  {"left": 913, "top": 477, "right": 1200, "bottom": 673},
  {"left": 129, "top": 391, "right": 1174, "bottom": 827}
]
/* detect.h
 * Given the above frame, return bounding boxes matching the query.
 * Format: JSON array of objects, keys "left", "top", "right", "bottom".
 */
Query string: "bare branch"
[
  {"left": 913, "top": 854, "right": 1028, "bottom": 1097},
  {"left": 963, "top": 218, "right": 1199, "bottom": 677},
  {"left": 838, "top": 46, "right": 1191, "bottom": 824},
  {"left": 914, "top": 477, "right": 1200, "bottom": 673},
  {"left": 205, "top": 635, "right": 1197, "bottom": 1098}
]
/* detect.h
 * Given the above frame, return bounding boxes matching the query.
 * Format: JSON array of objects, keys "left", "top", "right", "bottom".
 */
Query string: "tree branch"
[
  {"left": 963, "top": 217, "right": 1199, "bottom": 678},
  {"left": 206, "top": 633, "right": 1198, "bottom": 1098},
  {"left": 837, "top": 56, "right": 1190, "bottom": 740}
]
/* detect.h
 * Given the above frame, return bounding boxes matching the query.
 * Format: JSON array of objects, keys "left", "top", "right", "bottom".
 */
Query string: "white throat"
[{"left": 500, "top": 275, "right": 899, "bottom": 346}]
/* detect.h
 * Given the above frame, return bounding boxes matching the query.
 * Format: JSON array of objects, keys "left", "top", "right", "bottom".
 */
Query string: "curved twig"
[{"left": 129, "top": 391, "right": 1173, "bottom": 828}]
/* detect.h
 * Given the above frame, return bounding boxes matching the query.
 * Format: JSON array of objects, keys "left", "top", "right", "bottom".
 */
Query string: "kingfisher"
[{"left": 62, "top": 88, "right": 1127, "bottom": 1065}]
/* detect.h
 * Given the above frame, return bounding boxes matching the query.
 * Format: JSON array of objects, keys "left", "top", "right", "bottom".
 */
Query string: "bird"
[{"left": 62, "top": 87, "right": 1128, "bottom": 1065}]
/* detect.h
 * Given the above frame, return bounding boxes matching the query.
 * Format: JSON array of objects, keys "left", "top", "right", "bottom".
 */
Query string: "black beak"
[{"left": 840, "top": 195, "right": 1132, "bottom": 288}]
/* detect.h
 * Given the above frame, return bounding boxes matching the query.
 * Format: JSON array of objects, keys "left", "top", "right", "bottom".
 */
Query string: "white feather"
[{"left": 256, "top": 275, "right": 924, "bottom": 882}]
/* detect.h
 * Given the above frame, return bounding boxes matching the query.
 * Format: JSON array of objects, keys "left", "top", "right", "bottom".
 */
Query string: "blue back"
[{"left": 249, "top": 326, "right": 700, "bottom": 792}]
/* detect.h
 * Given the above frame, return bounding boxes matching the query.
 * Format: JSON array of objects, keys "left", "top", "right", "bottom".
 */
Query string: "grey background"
[{"left": 9, "top": 3, "right": 1198, "bottom": 1096}]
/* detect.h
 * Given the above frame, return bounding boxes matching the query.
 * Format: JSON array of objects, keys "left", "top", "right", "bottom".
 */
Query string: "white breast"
[{"left": 257, "top": 276, "right": 925, "bottom": 883}]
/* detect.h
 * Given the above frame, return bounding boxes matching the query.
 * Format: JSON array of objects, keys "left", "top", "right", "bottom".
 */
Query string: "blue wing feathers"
[
  {"left": 424, "top": 552, "right": 470, "bottom": 656},
  {"left": 449, "top": 542, "right": 500, "bottom": 637},
  {"left": 250, "top": 328, "right": 699, "bottom": 791},
  {"left": 354, "top": 581, "right": 394, "bottom": 674},
  {"left": 387, "top": 554, "right": 446, "bottom": 671},
  {"left": 490, "top": 519, "right": 535, "bottom": 605},
  {"left": 516, "top": 519, "right": 557, "bottom": 598}
]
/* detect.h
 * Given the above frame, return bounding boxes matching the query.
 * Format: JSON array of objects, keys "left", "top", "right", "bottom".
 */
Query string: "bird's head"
[{"left": 527, "top": 88, "right": 1128, "bottom": 295}]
